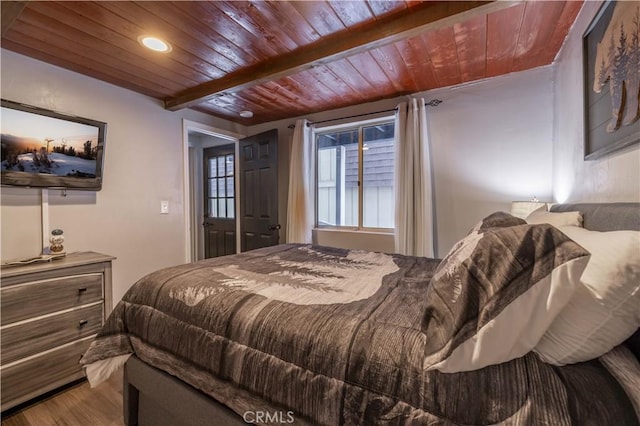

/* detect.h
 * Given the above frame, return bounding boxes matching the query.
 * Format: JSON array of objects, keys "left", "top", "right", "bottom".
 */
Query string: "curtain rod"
[{"left": 287, "top": 99, "right": 443, "bottom": 129}]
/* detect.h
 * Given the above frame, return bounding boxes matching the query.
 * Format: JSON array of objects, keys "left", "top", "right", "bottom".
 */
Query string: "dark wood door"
[
  {"left": 203, "top": 144, "right": 236, "bottom": 258},
  {"left": 239, "top": 129, "right": 279, "bottom": 252}
]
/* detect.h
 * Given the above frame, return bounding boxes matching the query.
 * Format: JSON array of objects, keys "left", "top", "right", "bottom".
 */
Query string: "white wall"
[
  {"left": 0, "top": 50, "right": 246, "bottom": 305},
  {"left": 553, "top": 1, "right": 640, "bottom": 203},
  {"left": 426, "top": 67, "right": 554, "bottom": 254},
  {"left": 249, "top": 67, "right": 554, "bottom": 256}
]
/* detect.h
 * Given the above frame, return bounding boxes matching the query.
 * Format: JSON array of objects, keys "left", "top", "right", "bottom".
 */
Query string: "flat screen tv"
[{"left": 1, "top": 99, "right": 106, "bottom": 191}]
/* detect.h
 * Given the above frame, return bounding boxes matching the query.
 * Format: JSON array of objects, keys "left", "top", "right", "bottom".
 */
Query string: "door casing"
[{"left": 182, "top": 119, "right": 244, "bottom": 263}]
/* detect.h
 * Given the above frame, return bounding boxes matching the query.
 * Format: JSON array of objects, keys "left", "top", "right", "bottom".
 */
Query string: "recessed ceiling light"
[
  {"left": 239, "top": 110, "right": 253, "bottom": 118},
  {"left": 139, "top": 36, "right": 171, "bottom": 53}
]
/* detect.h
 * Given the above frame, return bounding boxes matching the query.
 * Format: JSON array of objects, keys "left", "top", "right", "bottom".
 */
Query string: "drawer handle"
[
  {"left": 79, "top": 319, "right": 89, "bottom": 327},
  {"left": 77, "top": 287, "right": 87, "bottom": 295}
]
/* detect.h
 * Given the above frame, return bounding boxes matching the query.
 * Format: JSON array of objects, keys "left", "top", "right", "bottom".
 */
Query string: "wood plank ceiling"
[{"left": 1, "top": 1, "right": 583, "bottom": 125}]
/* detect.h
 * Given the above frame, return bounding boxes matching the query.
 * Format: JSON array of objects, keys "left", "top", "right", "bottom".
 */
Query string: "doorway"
[
  {"left": 182, "top": 121, "right": 281, "bottom": 262},
  {"left": 182, "top": 120, "right": 243, "bottom": 262}
]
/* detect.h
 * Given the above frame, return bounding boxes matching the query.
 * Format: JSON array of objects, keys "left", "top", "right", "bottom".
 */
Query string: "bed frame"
[
  {"left": 123, "top": 202, "right": 640, "bottom": 426},
  {"left": 124, "top": 356, "right": 246, "bottom": 426}
]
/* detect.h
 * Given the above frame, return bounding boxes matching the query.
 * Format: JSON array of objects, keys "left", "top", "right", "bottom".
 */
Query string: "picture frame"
[{"left": 582, "top": 0, "right": 640, "bottom": 161}]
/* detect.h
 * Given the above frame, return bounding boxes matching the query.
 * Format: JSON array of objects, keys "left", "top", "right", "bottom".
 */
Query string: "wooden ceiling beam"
[
  {"left": 1, "top": 1, "right": 29, "bottom": 37},
  {"left": 164, "top": 1, "right": 521, "bottom": 111}
]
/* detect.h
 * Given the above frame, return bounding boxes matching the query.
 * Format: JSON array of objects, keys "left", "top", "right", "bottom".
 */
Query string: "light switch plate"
[{"left": 160, "top": 200, "right": 169, "bottom": 214}]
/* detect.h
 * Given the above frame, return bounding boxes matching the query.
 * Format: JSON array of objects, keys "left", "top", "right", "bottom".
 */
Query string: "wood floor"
[{"left": 1, "top": 372, "right": 124, "bottom": 426}]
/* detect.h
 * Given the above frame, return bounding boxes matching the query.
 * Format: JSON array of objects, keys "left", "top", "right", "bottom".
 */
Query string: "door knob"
[{"left": 269, "top": 224, "right": 281, "bottom": 231}]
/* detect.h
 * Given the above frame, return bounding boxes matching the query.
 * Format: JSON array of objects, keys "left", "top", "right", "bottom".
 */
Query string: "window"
[
  {"left": 316, "top": 120, "right": 395, "bottom": 230},
  {"left": 207, "top": 153, "right": 235, "bottom": 219}
]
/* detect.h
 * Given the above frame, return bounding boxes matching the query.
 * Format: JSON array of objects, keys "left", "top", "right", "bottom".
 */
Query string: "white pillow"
[
  {"left": 525, "top": 207, "right": 583, "bottom": 227},
  {"left": 534, "top": 226, "right": 640, "bottom": 365}
]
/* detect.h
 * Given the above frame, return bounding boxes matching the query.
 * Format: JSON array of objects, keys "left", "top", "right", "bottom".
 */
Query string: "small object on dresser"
[
  {"left": 49, "top": 228, "right": 65, "bottom": 253},
  {"left": 1, "top": 253, "right": 67, "bottom": 267}
]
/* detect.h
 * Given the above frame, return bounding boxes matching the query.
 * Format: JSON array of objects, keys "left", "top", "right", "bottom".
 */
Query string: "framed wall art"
[{"left": 583, "top": 0, "right": 639, "bottom": 160}]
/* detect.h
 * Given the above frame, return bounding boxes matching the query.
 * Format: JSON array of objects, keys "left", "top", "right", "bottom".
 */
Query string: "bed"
[{"left": 81, "top": 202, "right": 640, "bottom": 425}]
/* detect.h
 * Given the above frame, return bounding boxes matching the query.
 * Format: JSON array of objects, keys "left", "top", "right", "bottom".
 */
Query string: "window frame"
[{"left": 314, "top": 115, "right": 395, "bottom": 232}]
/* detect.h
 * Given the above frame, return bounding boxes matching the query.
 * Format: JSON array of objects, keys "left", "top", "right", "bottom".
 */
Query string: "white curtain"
[
  {"left": 394, "top": 98, "right": 435, "bottom": 257},
  {"left": 286, "top": 119, "right": 314, "bottom": 244}
]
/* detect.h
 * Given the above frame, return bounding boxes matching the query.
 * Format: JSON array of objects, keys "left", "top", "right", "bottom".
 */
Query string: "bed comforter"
[{"left": 81, "top": 244, "right": 640, "bottom": 425}]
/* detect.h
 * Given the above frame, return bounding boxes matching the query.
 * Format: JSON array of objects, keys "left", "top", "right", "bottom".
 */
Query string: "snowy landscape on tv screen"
[{"left": 1, "top": 106, "right": 99, "bottom": 178}]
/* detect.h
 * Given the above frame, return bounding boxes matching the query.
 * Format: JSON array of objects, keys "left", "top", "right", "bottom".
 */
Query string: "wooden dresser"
[{"left": 0, "top": 252, "right": 115, "bottom": 412}]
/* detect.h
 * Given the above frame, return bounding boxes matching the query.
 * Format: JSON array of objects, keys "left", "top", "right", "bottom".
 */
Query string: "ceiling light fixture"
[
  {"left": 239, "top": 110, "right": 253, "bottom": 118},
  {"left": 139, "top": 36, "right": 172, "bottom": 53}
]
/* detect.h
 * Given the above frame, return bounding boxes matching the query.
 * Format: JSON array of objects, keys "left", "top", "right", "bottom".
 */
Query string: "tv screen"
[{"left": 1, "top": 99, "right": 106, "bottom": 191}]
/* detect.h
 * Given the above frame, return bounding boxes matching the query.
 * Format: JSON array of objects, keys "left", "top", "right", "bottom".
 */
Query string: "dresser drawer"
[
  {"left": 1, "top": 303, "right": 103, "bottom": 365},
  {"left": 1, "top": 273, "right": 103, "bottom": 324},
  {"left": 0, "top": 336, "right": 93, "bottom": 411}
]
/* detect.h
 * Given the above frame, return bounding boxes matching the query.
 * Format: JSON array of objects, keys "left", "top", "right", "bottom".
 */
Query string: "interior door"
[
  {"left": 239, "top": 129, "right": 280, "bottom": 252},
  {"left": 203, "top": 144, "right": 236, "bottom": 258}
]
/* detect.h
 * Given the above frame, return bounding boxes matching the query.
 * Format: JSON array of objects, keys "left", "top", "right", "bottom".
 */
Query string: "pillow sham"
[
  {"left": 422, "top": 214, "right": 590, "bottom": 373},
  {"left": 525, "top": 206, "right": 583, "bottom": 227},
  {"left": 534, "top": 226, "right": 640, "bottom": 365}
]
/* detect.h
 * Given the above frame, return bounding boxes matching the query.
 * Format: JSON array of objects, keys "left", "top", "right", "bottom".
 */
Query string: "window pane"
[
  {"left": 363, "top": 122, "right": 395, "bottom": 141},
  {"left": 362, "top": 123, "right": 395, "bottom": 228},
  {"left": 209, "top": 159, "right": 217, "bottom": 178},
  {"left": 226, "top": 155, "right": 234, "bottom": 176},
  {"left": 343, "top": 143, "right": 358, "bottom": 227},
  {"left": 218, "top": 199, "right": 226, "bottom": 218},
  {"left": 227, "top": 199, "right": 235, "bottom": 219},
  {"left": 316, "top": 121, "right": 394, "bottom": 229},
  {"left": 316, "top": 130, "right": 358, "bottom": 227},
  {"left": 209, "top": 178, "right": 217, "bottom": 198},
  {"left": 217, "top": 157, "right": 225, "bottom": 177},
  {"left": 209, "top": 199, "right": 218, "bottom": 218},
  {"left": 218, "top": 178, "right": 225, "bottom": 197},
  {"left": 317, "top": 148, "right": 336, "bottom": 226},
  {"left": 226, "top": 177, "right": 234, "bottom": 196}
]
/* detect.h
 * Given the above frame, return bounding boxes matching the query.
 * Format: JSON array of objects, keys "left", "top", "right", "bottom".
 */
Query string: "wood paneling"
[
  {"left": 423, "top": 26, "right": 462, "bottom": 88},
  {"left": 486, "top": 4, "right": 526, "bottom": 78},
  {"left": 0, "top": 0, "right": 584, "bottom": 125},
  {"left": 164, "top": 1, "right": 507, "bottom": 110},
  {"left": 454, "top": 14, "right": 488, "bottom": 82},
  {"left": 0, "top": 1, "right": 27, "bottom": 37},
  {"left": 512, "top": 1, "right": 567, "bottom": 71},
  {"left": 395, "top": 36, "right": 439, "bottom": 91}
]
